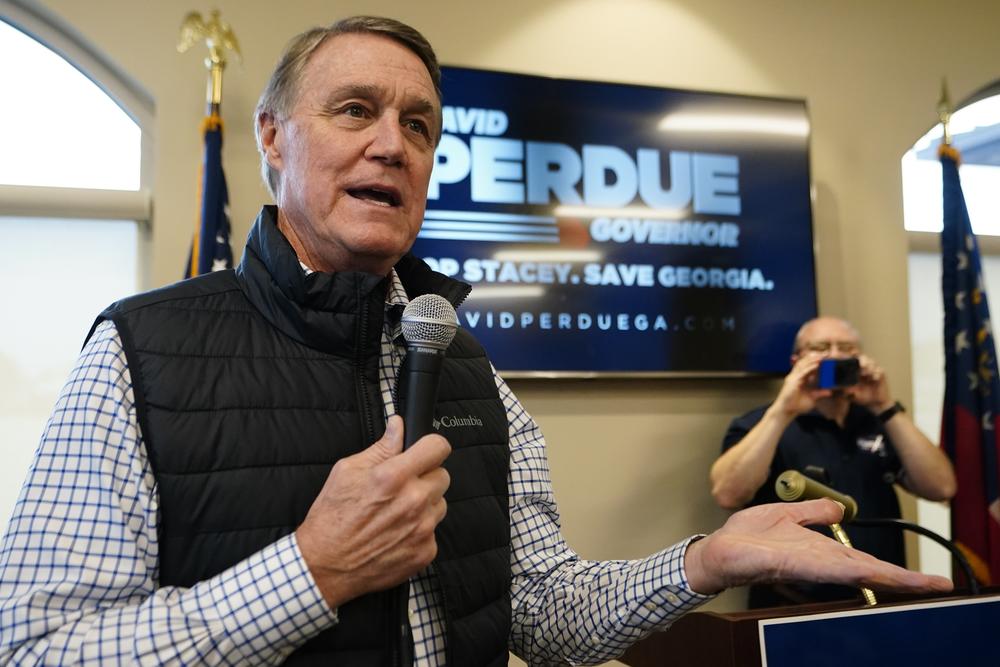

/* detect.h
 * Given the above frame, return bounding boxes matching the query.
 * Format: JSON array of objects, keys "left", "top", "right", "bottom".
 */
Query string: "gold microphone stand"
[{"left": 776, "top": 470, "right": 877, "bottom": 606}]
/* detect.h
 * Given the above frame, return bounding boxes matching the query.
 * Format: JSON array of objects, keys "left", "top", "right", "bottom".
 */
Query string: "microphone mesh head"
[{"left": 401, "top": 294, "right": 458, "bottom": 350}]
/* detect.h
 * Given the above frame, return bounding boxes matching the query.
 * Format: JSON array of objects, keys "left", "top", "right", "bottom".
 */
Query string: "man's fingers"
[
  {"left": 857, "top": 355, "right": 886, "bottom": 383},
  {"left": 828, "top": 547, "right": 953, "bottom": 593},
  {"left": 789, "top": 355, "right": 825, "bottom": 393},
  {"left": 781, "top": 504, "right": 954, "bottom": 593},
  {"left": 796, "top": 352, "right": 823, "bottom": 371},
  {"left": 432, "top": 496, "right": 447, "bottom": 523},
  {"left": 790, "top": 356, "right": 817, "bottom": 380},
  {"left": 362, "top": 415, "right": 405, "bottom": 464},
  {"left": 869, "top": 569, "right": 953, "bottom": 593},
  {"left": 382, "top": 430, "right": 452, "bottom": 479},
  {"left": 359, "top": 417, "right": 451, "bottom": 478},
  {"left": 777, "top": 498, "right": 846, "bottom": 526},
  {"left": 422, "top": 466, "right": 451, "bottom": 498},
  {"left": 805, "top": 387, "right": 833, "bottom": 400}
]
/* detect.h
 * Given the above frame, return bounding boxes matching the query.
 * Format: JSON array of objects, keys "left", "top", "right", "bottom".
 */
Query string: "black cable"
[{"left": 850, "top": 518, "right": 980, "bottom": 595}]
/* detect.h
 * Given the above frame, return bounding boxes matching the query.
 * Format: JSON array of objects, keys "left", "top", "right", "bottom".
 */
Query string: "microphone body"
[
  {"left": 399, "top": 294, "right": 458, "bottom": 450},
  {"left": 401, "top": 345, "right": 446, "bottom": 449},
  {"left": 775, "top": 469, "right": 859, "bottom": 522}
]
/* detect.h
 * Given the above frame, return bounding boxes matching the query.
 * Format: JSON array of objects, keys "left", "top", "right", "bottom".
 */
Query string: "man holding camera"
[{"left": 710, "top": 316, "right": 957, "bottom": 607}]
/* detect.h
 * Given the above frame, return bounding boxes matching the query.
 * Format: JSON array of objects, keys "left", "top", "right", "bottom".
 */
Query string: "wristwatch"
[{"left": 877, "top": 401, "right": 905, "bottom": 423}]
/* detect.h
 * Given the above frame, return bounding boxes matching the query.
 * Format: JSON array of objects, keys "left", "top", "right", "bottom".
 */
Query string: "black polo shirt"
[{"left": 721, "top": 403, "right": 905, "bottom": 606}]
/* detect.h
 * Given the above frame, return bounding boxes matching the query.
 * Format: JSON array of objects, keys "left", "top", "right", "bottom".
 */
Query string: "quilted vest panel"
[{"left": 91, "top": 207, "right": 511, "bottom": 665}]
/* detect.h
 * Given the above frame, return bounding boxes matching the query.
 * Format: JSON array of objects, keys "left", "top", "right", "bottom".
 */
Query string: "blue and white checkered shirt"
[{"left": 0, "top": 271, "right": 710, "bottom": 665}]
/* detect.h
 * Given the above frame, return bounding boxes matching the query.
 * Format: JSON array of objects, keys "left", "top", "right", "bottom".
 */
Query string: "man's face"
[
  {"left": 262, "top": 32, "right": 440, "bottom": 275},
  {"left": 793, "top": 317, "right": 861, "bottom": 361}
]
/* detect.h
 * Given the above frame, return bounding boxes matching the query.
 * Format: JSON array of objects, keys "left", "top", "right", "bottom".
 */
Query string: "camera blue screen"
[{"left": 817, "top": 359, "right": 838, "bottom": 389}]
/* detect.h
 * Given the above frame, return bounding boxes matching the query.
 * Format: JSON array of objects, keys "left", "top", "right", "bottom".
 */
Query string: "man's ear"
[{"left": 257, "top": 112, "right": 283, "bottom": 169}]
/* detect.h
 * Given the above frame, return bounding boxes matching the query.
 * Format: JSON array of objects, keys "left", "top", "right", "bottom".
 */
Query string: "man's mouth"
[{"left": 347, "top": 187, "right": 400, "bottom": 207}]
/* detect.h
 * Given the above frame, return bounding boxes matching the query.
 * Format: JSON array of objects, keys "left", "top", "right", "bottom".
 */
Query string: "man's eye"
[
  {"left": 404, "top": 119, "right": 429, "bottom": 136},
  {"left": 344, "top": 104, "right": 367, "bottom": 118}
]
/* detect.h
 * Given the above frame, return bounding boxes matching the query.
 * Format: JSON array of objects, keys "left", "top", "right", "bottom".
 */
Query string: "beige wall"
[{"left": 15, "top": 0, "right": 1000, "bottom": 655}]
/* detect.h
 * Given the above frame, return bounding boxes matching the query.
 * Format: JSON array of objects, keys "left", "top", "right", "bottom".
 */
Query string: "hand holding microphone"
[
  {"left": 296, "top": 416, "right": 451, "bottom": 609},
  {"left": 295, "top": 294, "right": 458, "bottom": 609}
]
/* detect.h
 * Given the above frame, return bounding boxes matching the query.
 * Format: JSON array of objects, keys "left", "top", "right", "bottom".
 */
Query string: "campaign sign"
[
  {"left": 412, "top": 66, "right": 817, "bottom": 375},
  {"left": 759, "top": 596, "right": 1000, "bottom": 666}
]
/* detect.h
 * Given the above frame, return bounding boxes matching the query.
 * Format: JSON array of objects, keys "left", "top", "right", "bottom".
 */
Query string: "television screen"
[{"left": 412, "top": 65, "right": 816, "bottom": 376}]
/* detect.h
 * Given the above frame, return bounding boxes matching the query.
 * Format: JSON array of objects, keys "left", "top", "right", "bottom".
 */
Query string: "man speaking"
[{"left": 0, "top": 17, "right": 950, "bottom": 666}]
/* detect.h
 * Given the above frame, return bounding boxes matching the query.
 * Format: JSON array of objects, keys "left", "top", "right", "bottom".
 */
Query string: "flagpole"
[
  {"left": 938, "top": 78, "right": 953, "bottom": 148},
  {"left": 178, "top": 10, "right": 240, "bottom": 278}
]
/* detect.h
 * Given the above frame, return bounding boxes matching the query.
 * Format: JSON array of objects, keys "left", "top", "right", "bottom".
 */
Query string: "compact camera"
[{"left": 816, "top": 358, "right": 860, "bottom": 389}]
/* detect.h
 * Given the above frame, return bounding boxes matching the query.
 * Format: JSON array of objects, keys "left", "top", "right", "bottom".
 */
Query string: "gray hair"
[{"left": 253, "top": 16, "right": 442, "bottom": 199}]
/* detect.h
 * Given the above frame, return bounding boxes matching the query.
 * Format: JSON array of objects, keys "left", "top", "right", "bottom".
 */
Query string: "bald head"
[{"left": 792, "top": 316, "right": 862, "bottom": 359}]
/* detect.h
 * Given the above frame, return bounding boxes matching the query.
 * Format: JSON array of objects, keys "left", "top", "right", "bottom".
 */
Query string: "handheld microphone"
[
  {"left": 399, "top": 294, "right": 458, "bottom": 450},
  {"left": 775, "top": 470, "right": 859, "bottom": 522}
]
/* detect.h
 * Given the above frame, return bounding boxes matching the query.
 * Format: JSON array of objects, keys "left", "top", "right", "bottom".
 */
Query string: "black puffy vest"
[{"left": 91, "top": 206, "right": 511, "bottom": 666}]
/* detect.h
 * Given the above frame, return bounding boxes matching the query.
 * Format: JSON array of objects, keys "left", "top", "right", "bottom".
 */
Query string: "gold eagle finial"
[
  {"left": 178, "top": 10, "right": 241, "bottom": 108},
  {"left": 938, "top": 77, "right": 953, "bottom": 146},
  {"left": 178, "top": 10, "right": 241, "bottom": 66}
]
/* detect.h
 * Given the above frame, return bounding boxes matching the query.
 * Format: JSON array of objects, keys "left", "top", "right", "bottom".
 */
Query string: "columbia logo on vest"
[{"left": 433, "top": 415, "right": 484, "bottom": 430}]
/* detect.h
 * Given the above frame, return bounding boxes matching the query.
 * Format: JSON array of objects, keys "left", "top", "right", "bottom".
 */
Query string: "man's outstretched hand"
[{"left": 684, "top": 500, "right": 954, "bottom": 596}]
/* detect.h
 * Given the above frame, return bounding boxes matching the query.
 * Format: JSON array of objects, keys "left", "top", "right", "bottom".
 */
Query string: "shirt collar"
[{"left": 385, "top": 269, "right": 408, "bottom": 343}]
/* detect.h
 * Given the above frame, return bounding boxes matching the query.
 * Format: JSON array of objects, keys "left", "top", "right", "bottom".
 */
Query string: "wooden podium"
[{"left": 620, "top": 591, "right": 1000, "bottom": 667}]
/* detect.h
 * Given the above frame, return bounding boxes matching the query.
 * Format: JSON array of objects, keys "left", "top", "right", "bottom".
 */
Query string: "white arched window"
[
  {"left": 904, "top": 82, "right": 1000, "bottom": 579},
  {"left": 903, "top": 91, "right": 1000, "bottom": 236},
  {"left": 0, "top": 2, "right": 152, "bottom": 528}
]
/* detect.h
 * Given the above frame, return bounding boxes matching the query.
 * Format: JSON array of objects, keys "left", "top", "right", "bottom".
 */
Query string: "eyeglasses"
[{"left": 800, "top": 340, "right": 860, "bottom": 354}]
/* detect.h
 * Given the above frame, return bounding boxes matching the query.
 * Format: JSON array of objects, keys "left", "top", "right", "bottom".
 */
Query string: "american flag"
[
  {"left": 939, "top": 142, "right": 1000, "bottom": 585},
  {"left": 185, "top": 111, "right": 233, "bottom": 277}
]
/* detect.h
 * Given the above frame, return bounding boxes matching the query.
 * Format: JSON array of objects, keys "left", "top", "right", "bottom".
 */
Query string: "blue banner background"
[{"left": 413, "top": 66, "right": 817, "bottom": 374}]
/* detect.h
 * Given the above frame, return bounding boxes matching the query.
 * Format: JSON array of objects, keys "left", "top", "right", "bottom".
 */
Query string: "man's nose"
[{"left": 365, "top": 114, "right": 407, "bottom": 166}]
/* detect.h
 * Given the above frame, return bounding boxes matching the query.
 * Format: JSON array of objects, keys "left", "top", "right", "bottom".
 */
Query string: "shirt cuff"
[
  {"left": 626, "top": 536, "right": 715, "bottom": 629},
  {"left": 188, "top": 533, "right": 338, "bottom": 659}
]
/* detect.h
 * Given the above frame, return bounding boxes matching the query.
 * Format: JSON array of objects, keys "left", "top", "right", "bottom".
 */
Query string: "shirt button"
[
  {"left": 665, "top": 592, "right": 680, "bottom": 605},
  {"left": 644, "top": 601, "right": 658, "bottom": 612},
  {"left": 590, "top": 634, "right": 601, "bottom": 645}
]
